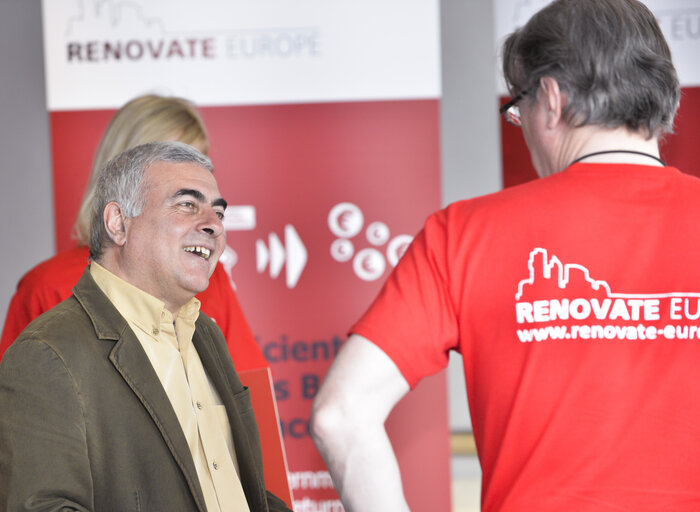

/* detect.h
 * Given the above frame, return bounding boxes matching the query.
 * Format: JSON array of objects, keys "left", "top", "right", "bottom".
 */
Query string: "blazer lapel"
[
  {"left": 110, "top": 334, "right": 208, "bottom": 512},
  {"left": 73, "top": 269, "right": 208, "bottom": 512}
]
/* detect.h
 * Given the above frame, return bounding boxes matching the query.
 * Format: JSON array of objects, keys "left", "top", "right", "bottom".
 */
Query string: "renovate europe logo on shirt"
[{"left": 514, "top": 248, "right": 700, "bottom": 343}]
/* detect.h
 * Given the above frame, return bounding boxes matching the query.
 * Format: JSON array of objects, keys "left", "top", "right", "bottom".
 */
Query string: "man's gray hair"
[
  {"left": 89, "top": 141, "right": 214, "bottom": 261},
  {"left": 502, "top": 0, "right": 680, "bottom": 137}
]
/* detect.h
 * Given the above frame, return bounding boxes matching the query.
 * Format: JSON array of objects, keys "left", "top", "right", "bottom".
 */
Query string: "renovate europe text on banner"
[{"left": 41, "top": 1, "right": 450, "bottom": 511}]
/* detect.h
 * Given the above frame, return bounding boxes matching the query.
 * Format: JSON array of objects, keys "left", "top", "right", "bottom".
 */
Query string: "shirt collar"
[{"left": 90, "top": 261, "right": 201, "bottom": 335}]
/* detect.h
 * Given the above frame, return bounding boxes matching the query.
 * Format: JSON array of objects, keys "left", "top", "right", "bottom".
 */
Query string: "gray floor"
[{"left": 451, "top": 455, "right": 481, "bottom": 511}]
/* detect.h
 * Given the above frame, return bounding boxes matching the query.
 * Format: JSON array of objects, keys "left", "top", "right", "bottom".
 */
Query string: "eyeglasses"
[{"left": 499, "top": 89, "right": 529, "bottom": 127}]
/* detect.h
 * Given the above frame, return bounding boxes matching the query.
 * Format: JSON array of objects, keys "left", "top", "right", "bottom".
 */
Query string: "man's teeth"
[{"left": 184, "top": 246, "right": 211, "bottom": 259}]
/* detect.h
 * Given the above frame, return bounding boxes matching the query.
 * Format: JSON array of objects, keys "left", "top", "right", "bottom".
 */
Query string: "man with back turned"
[{"left": 311, "top": 1, "right": 700, "bottom": 510}]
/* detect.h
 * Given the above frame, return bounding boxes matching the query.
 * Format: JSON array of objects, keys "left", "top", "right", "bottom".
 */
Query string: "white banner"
[
  {"left": 494, "top": 0, "right": 700, "bottom": 94},
  {"left": 42, "top": 0, "right": 441, "bottom": 110}
]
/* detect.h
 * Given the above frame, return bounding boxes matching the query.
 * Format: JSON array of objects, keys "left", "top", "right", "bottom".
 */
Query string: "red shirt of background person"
[{"left": 0, "top": 94, "right": 267, "bottom": 370}]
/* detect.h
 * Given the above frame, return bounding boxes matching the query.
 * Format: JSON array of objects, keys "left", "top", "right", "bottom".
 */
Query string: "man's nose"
[{"left": 200, "top": 208, "right": 224, "bottom": 237}]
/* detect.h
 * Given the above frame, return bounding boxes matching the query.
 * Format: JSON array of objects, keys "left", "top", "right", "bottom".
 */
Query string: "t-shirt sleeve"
[
  {"left": 0, "top": 288, "right": 37, "bottom": 359},
  {"left": 350, "top": 209, "right": 458, "bottom": 388},
  {"left": 0, "top": 272, "right": 67, "bottom": 360}
]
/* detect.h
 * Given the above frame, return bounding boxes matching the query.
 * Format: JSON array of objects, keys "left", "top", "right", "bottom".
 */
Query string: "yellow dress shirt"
[{"left": 91, "top": 262, "right": 250, "bottom": 512}]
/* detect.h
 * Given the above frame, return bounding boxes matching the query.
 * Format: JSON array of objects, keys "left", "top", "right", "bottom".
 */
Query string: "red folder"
[{"left": 239, "top": 367, "right": 294, "bottom": 507}]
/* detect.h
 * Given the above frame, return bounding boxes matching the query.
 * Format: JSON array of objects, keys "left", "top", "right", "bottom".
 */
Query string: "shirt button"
[
  {"left": 196, "top": 401, "right": 203, "bottom": 410},
  {"left": 152, "top": 326, "right": 159, "bottom": 336},
  {"left": 212, "top": 461, "right": 219, "bottom": 470}
]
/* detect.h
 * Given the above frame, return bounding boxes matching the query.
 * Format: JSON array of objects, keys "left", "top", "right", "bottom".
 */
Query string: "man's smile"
[{"left": 184, "top": 246, "right": 212, "bottom": 260}]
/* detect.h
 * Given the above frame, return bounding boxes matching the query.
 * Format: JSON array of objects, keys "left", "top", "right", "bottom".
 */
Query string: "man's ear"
[
  {"left": 539, "top": 76, "right": 564, "bottom": 129},
  {"left": 103, "top": 202, "right": 128, "bottom": 247}
]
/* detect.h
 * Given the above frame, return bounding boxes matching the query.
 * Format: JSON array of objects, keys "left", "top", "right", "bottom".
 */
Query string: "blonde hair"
[{"left": 72, "top": 94, "right": 209, "bottom": 245}]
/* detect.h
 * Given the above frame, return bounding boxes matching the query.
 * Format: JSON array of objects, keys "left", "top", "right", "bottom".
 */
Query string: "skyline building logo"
[{"left": 516, "top": 247, "right": 613, "bottom": 301}]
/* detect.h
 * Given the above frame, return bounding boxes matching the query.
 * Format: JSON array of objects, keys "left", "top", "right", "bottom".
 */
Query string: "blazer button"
[
  {"left": 212, "top": 461, "right": 219, "bottom": 470},
  {"left": 196, "top": 401, "right": 203, "bottom": 410},
  {"left": 152, "top": 326, "right": 159, "bottom": 336}
]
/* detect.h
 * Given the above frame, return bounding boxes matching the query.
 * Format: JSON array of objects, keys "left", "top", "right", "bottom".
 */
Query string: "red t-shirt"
[
  {"left": 353, "top": 163, "right": 700, "bottom": 511},
  {"left": 0, "top": 246, "right": 267, "bottom": 371}
]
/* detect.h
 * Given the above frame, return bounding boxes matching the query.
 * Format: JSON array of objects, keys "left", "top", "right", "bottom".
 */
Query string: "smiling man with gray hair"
[{"left": 0, "top": 141, "right": 291, "bottom": 512}]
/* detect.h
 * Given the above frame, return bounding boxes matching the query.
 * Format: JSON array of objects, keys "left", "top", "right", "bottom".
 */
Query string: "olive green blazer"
[{"left": 0, "top": 268, "right": 291, "bottom": 512}]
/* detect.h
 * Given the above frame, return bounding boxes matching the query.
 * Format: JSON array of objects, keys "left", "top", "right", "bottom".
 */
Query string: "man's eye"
[
  {"left": 179, "top": 201, "right": 195, "bottom": 209},
  {"left": 215, "top": 211, "right": 225, "bottom": 220}
]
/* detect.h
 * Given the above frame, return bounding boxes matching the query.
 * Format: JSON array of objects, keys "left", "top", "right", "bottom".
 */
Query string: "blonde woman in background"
[{"left": 0, "top": 94, "right": 267, "bottom": 371}]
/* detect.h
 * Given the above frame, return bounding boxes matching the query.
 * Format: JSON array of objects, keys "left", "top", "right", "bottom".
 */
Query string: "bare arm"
[{"left": 310, "top": 334, "right": 411, "bottom": 511}]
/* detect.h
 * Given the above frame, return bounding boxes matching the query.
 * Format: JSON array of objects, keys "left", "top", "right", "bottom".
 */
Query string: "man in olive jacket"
[{"left": 0, "top": 142, "right": 291, "bottom": 512}]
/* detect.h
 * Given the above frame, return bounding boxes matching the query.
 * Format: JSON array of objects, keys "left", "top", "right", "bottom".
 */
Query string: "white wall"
[
  {"left": 0, "top": 0, "right": 54, "bottom": 333},
  {"left": 441, "top": 0, "right": 501, "bottom": 207},
  {"left": 440, "top": 0, "right": 501, "bottom": 431}
]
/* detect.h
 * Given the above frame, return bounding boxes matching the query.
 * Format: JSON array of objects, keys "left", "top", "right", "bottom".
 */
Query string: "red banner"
[{"left": 50, "top": 99, "right": 451, "bottom": 510}]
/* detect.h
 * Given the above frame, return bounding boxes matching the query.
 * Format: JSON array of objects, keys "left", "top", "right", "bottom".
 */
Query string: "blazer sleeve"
[
  {"left": 266, "top": 490, "right": 293, "bottom": 512},
  {"left": 0, "top": 340, "right": 93, "bottom": 512}
]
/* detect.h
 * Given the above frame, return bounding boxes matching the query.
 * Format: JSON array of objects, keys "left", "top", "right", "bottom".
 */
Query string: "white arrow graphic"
[{"left": 255, "top": 224, "right": 307, "bottom": 289}]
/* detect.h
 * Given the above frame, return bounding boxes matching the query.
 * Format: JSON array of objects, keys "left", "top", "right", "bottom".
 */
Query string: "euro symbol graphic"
[
  {"left": 353, "top": 248, "right": 386, "bottom": 281},
  {"left": 387, "top": 235, "right": 414, "bottom": 267},
  {"left": 338, "top": 210, "right": 354, "bottom": 232},
  {"left": 328, "top": 202, "right": 363, "bottom": 238},
  {"left": 330, "top": 239, "right": 354, "bottom": 262},
  {"left": 361, "top": 255, "right": 375, "bottom": 272}
]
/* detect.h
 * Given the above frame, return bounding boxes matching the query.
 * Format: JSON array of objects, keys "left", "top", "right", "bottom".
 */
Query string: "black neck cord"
[{"left": 569, "top": 149, "right": 666, "bottom": 167}]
